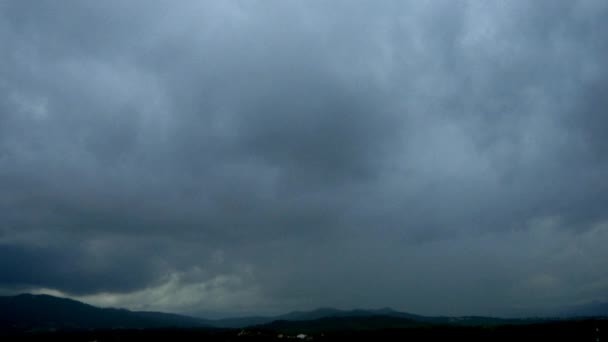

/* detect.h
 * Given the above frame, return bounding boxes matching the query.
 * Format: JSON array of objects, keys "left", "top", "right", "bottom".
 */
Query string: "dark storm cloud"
[
  {"left": 1, "top": 0, "right": 608, "bottom": 316},
  {"left": 0, "top": 240, "right": 165, "bottom": 294}
]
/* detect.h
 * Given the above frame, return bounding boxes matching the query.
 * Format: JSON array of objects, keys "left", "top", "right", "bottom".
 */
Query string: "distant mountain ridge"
[
  {"left": 1, "top": 293, "right": 606, "bottom": 332},
  {"left": 212, "top": 306, "right": 531, "bottom": 328},
  {"left": 254, "top": 315, "right": 428, "bottom": 334},
  {"left": 208, "top": 307, "right": 424, "bottom": 328}
]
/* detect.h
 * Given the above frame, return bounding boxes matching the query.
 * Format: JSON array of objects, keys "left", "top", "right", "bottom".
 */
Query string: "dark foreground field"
[{"left": 2, "top": 319, "right": 605, "bottom": 342}]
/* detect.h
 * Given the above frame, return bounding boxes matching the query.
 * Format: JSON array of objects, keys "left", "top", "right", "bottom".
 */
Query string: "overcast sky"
[{"left": 1, "top": 0, "right": 608, "bottom": 318}]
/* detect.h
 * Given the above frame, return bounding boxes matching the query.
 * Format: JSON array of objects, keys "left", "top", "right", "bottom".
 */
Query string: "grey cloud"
[
  {"left": 0, "top": 239, "right": 165, "bottom": 294},
  {"left": 1, "top": 0, "right": 608, "bottom": 316}
]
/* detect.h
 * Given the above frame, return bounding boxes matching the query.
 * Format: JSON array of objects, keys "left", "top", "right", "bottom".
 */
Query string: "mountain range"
[{"left": 1, "top": 293, "right": 606, "bottom": 333}]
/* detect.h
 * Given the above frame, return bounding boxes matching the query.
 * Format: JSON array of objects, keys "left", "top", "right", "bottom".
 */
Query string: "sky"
[{"left": 1, "top": 0, "right": 608, "bottom": 318}]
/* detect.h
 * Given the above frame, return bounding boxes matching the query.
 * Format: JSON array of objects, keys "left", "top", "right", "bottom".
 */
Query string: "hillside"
[{"left": 0, "top": 294, "right": 211, "bottom": 331}]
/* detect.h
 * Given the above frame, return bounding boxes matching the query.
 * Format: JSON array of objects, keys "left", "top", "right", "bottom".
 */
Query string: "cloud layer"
[{"left": 1, "top": 0, "right": 608, "bottom": 316}]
